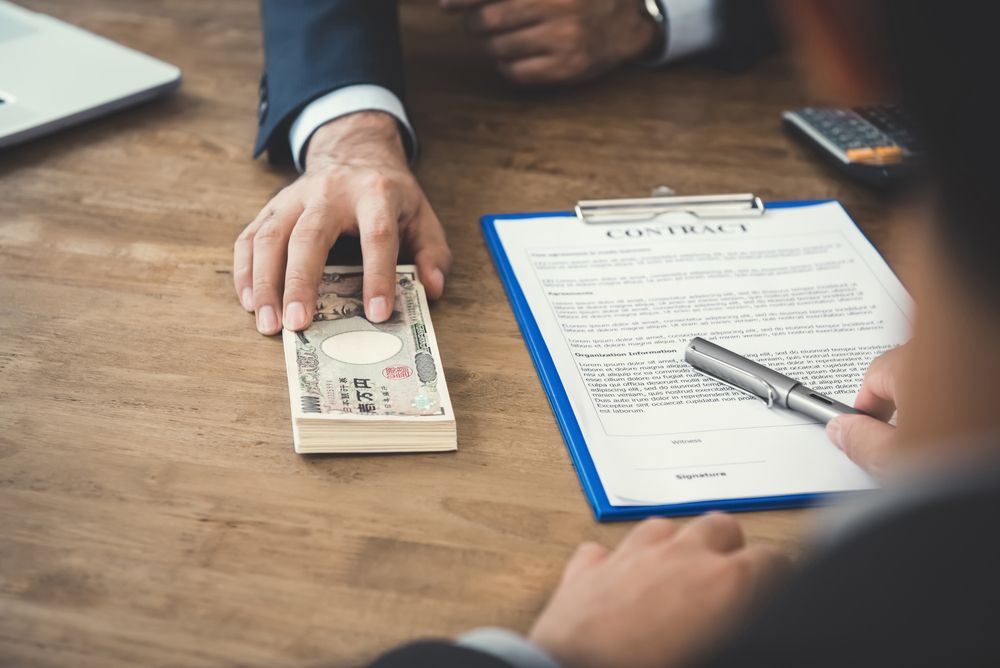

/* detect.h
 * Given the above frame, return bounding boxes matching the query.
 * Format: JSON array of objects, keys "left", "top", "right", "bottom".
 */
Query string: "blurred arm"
[{"left": 708, "top": 0, "right": 779, "bottom": 71}]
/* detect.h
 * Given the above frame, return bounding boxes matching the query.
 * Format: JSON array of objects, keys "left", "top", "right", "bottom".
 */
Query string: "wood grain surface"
[{"left": 0, "top": 1, "right": 908, "bottom": 666}]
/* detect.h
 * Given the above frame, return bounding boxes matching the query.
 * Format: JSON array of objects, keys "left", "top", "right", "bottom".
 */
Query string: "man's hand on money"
[{"left": 233, "top": 111, "right": 452, "bottom": 336}]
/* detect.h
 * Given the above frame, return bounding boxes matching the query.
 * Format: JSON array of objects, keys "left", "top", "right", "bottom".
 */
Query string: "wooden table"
[{"left": 0, "top": 1, "right": 907, "bottom": 665}]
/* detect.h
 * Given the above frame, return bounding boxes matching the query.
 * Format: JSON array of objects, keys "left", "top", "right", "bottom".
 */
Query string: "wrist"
[
  {"left": 304, "top": 111, "right": 407, "bottom": 172},
  {"left": 632, "top": 0, "right": 667, "bottom": 62},
  {"left": 528, "top": 626, "right": 579, "bottom": 668}
]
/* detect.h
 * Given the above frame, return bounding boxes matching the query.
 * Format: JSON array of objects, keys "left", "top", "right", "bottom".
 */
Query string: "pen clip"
[{"left": 688, "top": 354, "right": 778, "bottom": 408}]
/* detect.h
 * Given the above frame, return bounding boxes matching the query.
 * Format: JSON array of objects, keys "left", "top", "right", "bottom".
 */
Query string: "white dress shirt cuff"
[
  {"left": 288, "top": 84, "right": 417, "bottom": 173},
  {"left": 456, "top": 628, "right": 561, "bottom": 668},
  {"left": 643, "top": 0, "right": 722, "bottom": 66}
]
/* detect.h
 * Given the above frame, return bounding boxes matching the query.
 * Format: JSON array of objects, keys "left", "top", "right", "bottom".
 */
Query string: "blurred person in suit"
[
  {"left": 358, "top": 0, "right": 1000, "bottom": 665},
  {"left": 233, "top": 0, "right": 777, "bottom": 335}
]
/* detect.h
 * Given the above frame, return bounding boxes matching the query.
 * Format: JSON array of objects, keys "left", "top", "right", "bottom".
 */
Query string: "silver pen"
[{"left": 684, "top": 337, "right": 865, "bottom": 424}]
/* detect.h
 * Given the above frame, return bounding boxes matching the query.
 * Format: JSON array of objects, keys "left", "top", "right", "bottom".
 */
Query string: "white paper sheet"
[{"left": 495, "top": 202, "right": 912, "bottom": 506}]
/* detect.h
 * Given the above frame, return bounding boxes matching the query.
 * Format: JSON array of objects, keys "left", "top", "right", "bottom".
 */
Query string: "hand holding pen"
[
  {"left": 686, "top": 338, "right": 902, "bottom": 477},
  {"left": 826, "top": 346, "right": 904, "bottom": 477}
]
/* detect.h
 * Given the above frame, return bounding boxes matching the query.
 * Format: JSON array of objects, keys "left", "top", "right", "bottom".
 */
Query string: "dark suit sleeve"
[
  {"left": 367, "top": 640, "right": 515, "bottom": 668},
  {"left": 704, "top": 0, "right": 779, "bottom": 71},
  {"left": 254, "top": 0, "right": 405, "bottom": 164},
  {"left": 693, "top": 484, "right": 1000, "bottom": 668}
]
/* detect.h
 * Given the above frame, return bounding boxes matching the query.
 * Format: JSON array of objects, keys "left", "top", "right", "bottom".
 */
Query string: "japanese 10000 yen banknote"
[{"left": 282, "top": 266, "right": 454, "bottom": 422}]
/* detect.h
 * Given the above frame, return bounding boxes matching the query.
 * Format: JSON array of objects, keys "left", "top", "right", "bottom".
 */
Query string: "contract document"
[{"left": 485, "top": 201, "right": 912, "bottom": 514}]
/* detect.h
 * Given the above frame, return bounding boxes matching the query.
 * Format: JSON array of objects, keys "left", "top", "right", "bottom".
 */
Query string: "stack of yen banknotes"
[{"left": 282, "top": 266, "right": 456, "bottom": 454}]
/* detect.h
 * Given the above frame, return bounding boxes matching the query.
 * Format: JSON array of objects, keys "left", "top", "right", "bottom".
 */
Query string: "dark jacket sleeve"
[
  {"left": 254, "top": 0, "right": 404, "bottom": 164},
  {"left": 705, "top": 0, "right": 779, "bottom": 71},
  {"left": 693, "top": 483, "right": 1000, "bottom": 668},
  {"left": 367, "top": 640, "right": 515, "bottom": 668}
]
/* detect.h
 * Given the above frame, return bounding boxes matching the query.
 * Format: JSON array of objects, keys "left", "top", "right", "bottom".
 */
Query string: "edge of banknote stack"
[{"left": 282, "top": 265, "right": 457, "bottom": 454}]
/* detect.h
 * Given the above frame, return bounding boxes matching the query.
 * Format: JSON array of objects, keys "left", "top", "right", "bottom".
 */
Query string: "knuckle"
[
  {"left": 317, "top": 171, "right": 342, "bottom": 192},
  {"left": 253, "top": 223, "right": 285, "bottom": 246},
  {"left": 291, "top": 216, "right": 329, "bottom": 244},
  {"left": 704, "top": 512, "right": 740, "bottom": 532},
  {"left": 629, "top": 517, "right": 677, "bottom": 545},
  {"left": 366, "top": 267, "right": 397, "bottom": 285},
  {"left": 479, "top": 5, "right": 502, "bottom": 30},
  {"left": 232, "top": 263, "right": 252, "bottom": 281},
  {"left": 570, "top": 541, "right": 608, "bottom": 567},
  {"left": 838, "top": 419, "right": 863, "bottom": 453},
  {"left": 319, "top": 170, "right": 353, "bottom": 197},
  {"left": 363, "top": 173, "right": 396, "bottom": 200},
  {"left": 363, "top": 219, "right": 398, "bottom": 244},
  {"left": 641, "top": 517, "right": 676, "bottom": 533},
  {"left": 251, "top": 275, "right": 276, "bottom": 294},
  {"left": 561, "top": 20, "right": 583, "bottom": 43},
  {"left": 236, "top": 224, "right": 256, "bottom": 243},
  {"left": 704, "top": 555, "right": 750, "bottom": 599},
  {"left": 259, "top": 206, "right": 280, "bottom": 225},
  {"left": 283, "top": 266, "right": 313, "bottom": 289}
]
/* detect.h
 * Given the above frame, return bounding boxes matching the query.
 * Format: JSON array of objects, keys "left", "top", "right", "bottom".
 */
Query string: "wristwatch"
[
  {"left": 638, "top": 0, "right": 668, "bottom": 65},
  {"left": 641, "top": 0, "right": 666, "bottom": 25}
]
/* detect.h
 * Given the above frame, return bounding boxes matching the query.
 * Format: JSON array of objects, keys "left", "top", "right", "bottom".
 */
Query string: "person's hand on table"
[
  {"left": 826, "top": 345, "right": 907, "bottom": 478},
  {"left": 233, "top": 111, "right": 452, "bottom": 335},
  {"left": 440, "top": 0, "right": 664, "bottom": 85},
  {"left": 529, "top": 515, "right": 792, "bottom": 668}
]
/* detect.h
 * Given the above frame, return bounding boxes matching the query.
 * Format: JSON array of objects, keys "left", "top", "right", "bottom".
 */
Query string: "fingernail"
[
  {"left": 826, "top": 419, "right": 843, "bottom": 449},
  {"left": 367, "top": 296, "right": 389, "bottom": 322},
  {"left": 429, "top": 269, "right": 445, "bottom": 297},
  {"left": 241, "top": 288, "right": 253, "bottom": 311},
  {"left": 284, "top": 301, "right": 307, "bottom": 330},
  {"left": 257, "top": 305, "right": 279, "bottom": 334}
]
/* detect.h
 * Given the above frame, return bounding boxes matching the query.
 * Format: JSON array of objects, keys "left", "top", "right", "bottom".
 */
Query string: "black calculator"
[{"left": 782, "top": 105, "right": 923, "bottom": 187}]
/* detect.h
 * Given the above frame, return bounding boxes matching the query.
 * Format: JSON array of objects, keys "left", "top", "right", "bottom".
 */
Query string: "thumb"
[{"left": 827, "top": 414, "right": 897, "bottom": 477}]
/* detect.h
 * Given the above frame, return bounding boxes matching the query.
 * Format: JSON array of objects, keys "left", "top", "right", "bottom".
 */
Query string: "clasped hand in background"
[{"left": 441, "top": 0, "right": 664, "bottom": 84}]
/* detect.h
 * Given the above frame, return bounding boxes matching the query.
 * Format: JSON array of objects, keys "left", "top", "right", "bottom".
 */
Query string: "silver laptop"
[{"left": 0, "top": 0, "right": 181, "bottom": 149}]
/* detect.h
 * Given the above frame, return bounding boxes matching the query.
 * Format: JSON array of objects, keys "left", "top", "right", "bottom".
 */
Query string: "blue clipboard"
[{"left": 481, "top": 200, "right": 852, "bottom": 521}]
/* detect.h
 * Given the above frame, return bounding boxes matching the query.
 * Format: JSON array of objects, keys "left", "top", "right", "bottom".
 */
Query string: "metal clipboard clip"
[{"left": 575, "top": 193, "right": 764, "bottom": 225}]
